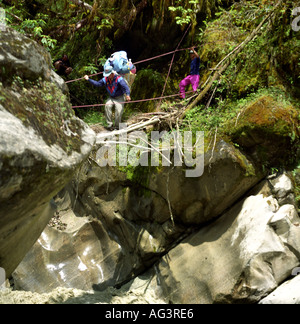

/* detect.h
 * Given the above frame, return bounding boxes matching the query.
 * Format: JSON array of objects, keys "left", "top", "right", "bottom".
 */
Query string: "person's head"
[
  {"left": 103, "top": 65, "right": 115, "bottom": 79},
  {"left": 190, "top": 50, "right": 196, "bottom": 60},
  {"left": 108, "top": 72, "right": 115, "bottom": 80}
]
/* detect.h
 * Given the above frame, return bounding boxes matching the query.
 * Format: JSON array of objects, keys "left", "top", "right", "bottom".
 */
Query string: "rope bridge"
[{"left": 65, "top": 23, "right": 196, "bottom": 109}]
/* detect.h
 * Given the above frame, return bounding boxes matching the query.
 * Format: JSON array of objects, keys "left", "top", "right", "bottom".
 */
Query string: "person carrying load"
[
  {"left": 105, "top": 51, "right": 137, "bottom": 89},
  {"left": 179, "top": 47, "right": 200, "bottom": 99},
  {"left": 84, "top": 64, "right": 131, "bottom": 131}
]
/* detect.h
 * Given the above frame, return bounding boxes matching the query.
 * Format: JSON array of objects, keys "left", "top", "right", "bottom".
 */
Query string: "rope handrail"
[
  {"left": 65, "top": 46, "right": 197, "bottom": 84},
  {"left": 71, "top": 90, "right": 195, "bottom": 109},
  {"left": 65, "top": 37, "right": 197, "bottom": 109},
  {"left": 160, "top": 23, "right": 192, "bottom": 104}
]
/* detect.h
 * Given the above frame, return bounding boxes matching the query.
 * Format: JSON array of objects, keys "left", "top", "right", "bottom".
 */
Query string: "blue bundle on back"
[{"left": 104, "top": 51, "right": 135, "bottom": 75}]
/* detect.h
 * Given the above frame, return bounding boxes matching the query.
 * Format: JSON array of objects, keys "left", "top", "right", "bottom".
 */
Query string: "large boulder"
[
  {"left": 13, "top": 207, "right": 125, "bottom": 293},
  {"left": 0, "top": 28, "right": 95, "bottom": 278},
  {"left": 145, "top": 139, "right": 262, "bottom": 225},
  {"left": 12, "top": 136, "right": 262, "bottom": 292},
  {"left": 155, "top": 173, "right": 300, "bottom": 304},
  {"left": 227, "top": 95, "right": 300, "bottom": 169}
]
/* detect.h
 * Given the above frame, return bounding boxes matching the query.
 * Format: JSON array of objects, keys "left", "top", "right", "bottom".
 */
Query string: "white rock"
[
  {"left": 259, "top": 275, "right": 300, "bottom": 304},
  {"left": 155, "top": 182, "right": 300, "bottom": 304}
]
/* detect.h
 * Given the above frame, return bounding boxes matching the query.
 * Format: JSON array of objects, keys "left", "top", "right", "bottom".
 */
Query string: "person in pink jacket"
[{"left": 179, "top": 48, "right": 200, "bottom": 99}]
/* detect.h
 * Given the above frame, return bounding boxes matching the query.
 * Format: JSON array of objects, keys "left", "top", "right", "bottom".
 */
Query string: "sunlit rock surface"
[
  {"left": 155, "top": 174, "right": 300, "bottom": 303},
  {"left": 0, "top": 27, "right": 95, "bottom": 278}
]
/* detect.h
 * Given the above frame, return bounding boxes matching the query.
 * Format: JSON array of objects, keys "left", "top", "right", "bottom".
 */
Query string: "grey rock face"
[
  {"left": 0, "top": 28, "right": 95, "bottom": 277},
  {"left": 13, "top": 138, "right": 261, "bottom": 292},
  {"left": 155, "top": 175, "right": 300, "bottom": 304}
]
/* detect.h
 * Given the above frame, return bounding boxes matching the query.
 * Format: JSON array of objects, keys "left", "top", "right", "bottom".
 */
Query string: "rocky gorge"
[{"left": 0, "top": 19, "right": 300, "bottom": 304}]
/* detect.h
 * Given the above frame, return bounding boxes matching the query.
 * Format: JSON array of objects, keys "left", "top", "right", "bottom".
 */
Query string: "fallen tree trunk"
[{"left": 96, "top": 110, "right": 180, "bottom": 142}]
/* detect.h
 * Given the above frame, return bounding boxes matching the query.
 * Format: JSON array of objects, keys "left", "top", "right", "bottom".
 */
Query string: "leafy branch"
[
  {"left": 168, "top": 0, "right": 198, "bottom": 26},
  {"left": 6, "top": 13, "right": 57, "bottom": 51}
]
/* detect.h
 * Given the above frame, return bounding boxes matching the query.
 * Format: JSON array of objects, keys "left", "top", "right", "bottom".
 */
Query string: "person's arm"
[
  {"left": 191, "top": 47, "right": 200, "bottom": 59},
  {"left": 84, "top": 75, "right": 105, "bottom": 87},
  {"left": 54, "top": 60, "right": 62, "bottom": 69},
  {"left": 119, "top": 78, "right": 131, "bottom": 101}
]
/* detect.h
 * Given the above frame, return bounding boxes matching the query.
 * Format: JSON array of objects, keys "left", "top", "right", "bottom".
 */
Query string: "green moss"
[
  {"left": 231, "top": 96, "right": 298, "bottom": 137},
  {"left": 233, "top": 146, "right": 256, "bottom": 177},
  {"left": 0, "top": 77, "right": 83, "bottom": 155},
  {"left": 131, "top": 69, "right": 166, "bottom": 113},
  {"left": 118, "top": 164, "right": 154, "bottom": 198},
  {"left": 226, "top": 94, "right": 300, "bottom": 169}
]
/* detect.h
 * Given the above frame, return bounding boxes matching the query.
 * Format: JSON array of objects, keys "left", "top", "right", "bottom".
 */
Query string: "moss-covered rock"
[
  {"left": 200, "top": 13, "right": 244, "bottom": 83},
  {"left": 11, "top": 136, "right": 262, "bottom": 292},
  {"left": 0, "top": 28, "right": 95, "bottom": 278},
  {"left": 227, "top": 95, "right": 300, "bottom": 169},
  {"left": 0, "top": 28, "right": 52, "bottom": 83},
  {"left": 131, "top": 68, "right": 166, "bottom": 112}
]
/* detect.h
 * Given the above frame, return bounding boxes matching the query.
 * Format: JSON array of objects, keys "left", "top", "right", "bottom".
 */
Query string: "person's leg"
[
  {"left": 179, "top": 75, "right": 192, "bottom": 99},
  {"left": 114, "top": 96, "right": 125, "bottom": 129},
  {"left": 191, "top": 75, "right": 200, "bottom": 92},
  {"left": 105, "top": 98, "right": 114, "bottom": 128}
]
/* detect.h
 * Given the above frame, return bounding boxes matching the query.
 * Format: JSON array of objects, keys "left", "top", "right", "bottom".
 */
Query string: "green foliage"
[
  {"left": 198, "top": 0, "right": 300, "bottom": 103},
  {"left": 81, "top": 63, "right": 99, "bottom": 75},
  {"left": 169, "top": 0, "right": 223, "bottom": 25},
  {"left": 83, "top": 110, "right": 106, "bottom": 126},
  {"left": 131, "top": 69, "right": 166, "bottom": 112},
  {"left": 40, "top": 35, "right": 57, "bottom": 50},
  {"left": 169, "top": 0, "right": 194, "bottom": 26},
  {"left": 95, "top": 17, "right": 113, "bottom": 30},
  {"left": 4, "top": 8, "right": 58, "bottom": 51},
  {"left": 182, "top": 86, "right": 299, "bottom": 133}
]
